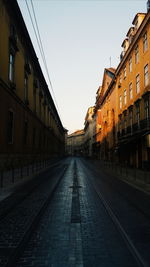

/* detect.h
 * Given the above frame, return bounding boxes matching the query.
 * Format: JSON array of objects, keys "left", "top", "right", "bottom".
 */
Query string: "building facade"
[
  {"left": 67, "top": 130, "right": 84, "bottom": 156},
  {"left": 116, "top": 11, "right": 150, "bottom": 169},
  {"left": 0, "top": 0, "right": 65, "bottom": 168},
  {"left": 84, "top": 107, "right": 95, "bottom": 157},
  {"left": 91, "top": 3, "right": 150, "bottom": 169},
  {"left": 94, "top": 68, "right": 116, "bottom": 160}
]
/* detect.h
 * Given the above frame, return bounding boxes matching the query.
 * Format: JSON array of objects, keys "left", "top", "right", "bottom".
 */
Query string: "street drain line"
[
  {"left": 71, "top": 161, "right": 81, "bottom": 223},
  {"left": 69, "top": 160, "right": 83, "bottom": 266}
]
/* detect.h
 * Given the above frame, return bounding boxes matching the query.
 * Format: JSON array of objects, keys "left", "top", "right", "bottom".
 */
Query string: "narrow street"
[
  {"left": 0, "top": 157, "right": 149, "bottom": 267},
  {"left": 1, "top": 1, "right": 150, "bottom": 266}
]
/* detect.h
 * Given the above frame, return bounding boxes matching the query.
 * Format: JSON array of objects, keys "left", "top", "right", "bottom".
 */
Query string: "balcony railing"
[{"left": 117, "top": 118, "right": 150, "bottom": 140}]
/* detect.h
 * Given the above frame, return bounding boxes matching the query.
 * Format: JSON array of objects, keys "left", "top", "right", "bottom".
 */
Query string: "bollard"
[
  {"left": 12, "top": 165, "right": 15, "bottom": 184},
  {"left": 32, "top": 162, "right": 34, "bottom": 173},
  {"left": 134, "top": 168, "right": 136, "bottom": 181},
  {"left": 27, "top": 163, "right": 29, "bottom": 176},
  {"left": 20, "top": 162, "right": 23, "bottom": 179}
]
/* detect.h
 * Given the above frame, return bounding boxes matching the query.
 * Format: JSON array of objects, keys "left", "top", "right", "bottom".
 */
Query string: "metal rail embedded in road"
[{"left": 87, "top": 175, "right": 148, "bottom": 267}]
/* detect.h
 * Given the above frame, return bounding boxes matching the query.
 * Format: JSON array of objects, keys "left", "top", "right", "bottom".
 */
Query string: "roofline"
[
  {"left": 126, "top": 26, "right": 135, "bottom": 37},
  {"left": 116, "top": 12, "right": 150, "bottom": 76},
  {"left": 121, "top": 38, "right": 128, "bottom": 47},
  {"left": 100, "top": 78, "right": 116, "bottom": 106},
  {"left": 101, "top": 68, "right": 115, "bottom": 89},
  {"left": 132, "top": 12, "right": 146, "bottom": 25},
  {"left": 4, "top": 0, "right": 64, "bottom": 131}
]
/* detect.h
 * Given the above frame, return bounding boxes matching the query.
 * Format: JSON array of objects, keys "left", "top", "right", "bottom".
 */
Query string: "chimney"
[{"left": 147, "top": 0, "right": 150, "bottom": 12}]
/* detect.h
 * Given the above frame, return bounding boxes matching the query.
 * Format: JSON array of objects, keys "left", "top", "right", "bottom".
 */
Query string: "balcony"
[{"left": 117, "top": 118, "right": 150, "bottom": 141}]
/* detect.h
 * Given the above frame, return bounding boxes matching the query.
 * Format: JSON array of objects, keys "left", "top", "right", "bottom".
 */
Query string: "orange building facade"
[
  {"left": 94, "top": 68, "right": 116, "bottom": 161},
  {"left": 95, "top": 9, "right": 150, "bottom": 169}
]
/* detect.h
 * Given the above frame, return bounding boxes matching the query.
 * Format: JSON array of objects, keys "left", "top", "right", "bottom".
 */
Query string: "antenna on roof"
[
  {"left": 109, "top": 56, "right": 111, "bottom": 68},
  {"left": 147, "top": 0, "right": 150, "bottom": 12}
]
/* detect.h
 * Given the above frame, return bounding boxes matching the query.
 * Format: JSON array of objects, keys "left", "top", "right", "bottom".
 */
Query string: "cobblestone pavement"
[
  {"left": 0, "top": 163, "right": 67, "bottom": 267},
  {"left": 11, "top": 157, "right": 150, "bottom": 267},
  {"left": 0, "top": 157, "right": 150, "bottom": 266},
  {"left": 80, "top": 159, "right": 150, "bottom": 266}
]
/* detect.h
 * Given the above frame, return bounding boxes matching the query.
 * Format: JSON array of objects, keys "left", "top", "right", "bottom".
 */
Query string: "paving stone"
[{"left": 1, "top": 158, "right": 149, "bottom": 266}]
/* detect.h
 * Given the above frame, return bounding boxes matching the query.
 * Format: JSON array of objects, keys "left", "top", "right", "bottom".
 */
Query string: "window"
[
  {"left": 136, "top": 104, "right": 140, "bottom": 127},
  {"left": 119, "top": 121, "right": 122, "bottom": 134},
  {"left": 24, "top": 74, "right": 28, "bottom": 102},
  {"left": 7, "top": 110, "right": 14, "bottom": 144},
  {"left": 39, "top": 97, "right": 42, "bottom": 117},
  {"left": 10, "top": 24, "right": 16, "bottom": 38},
  {"left": 144, "top": 64, "right": 149, "bottom": 87},
  {"left": 43, "top": 105, "right": 46, "bottom": 122},
  {"left": 33, "top": 128, "right": 36, "bottom": 146},
  {"left": 39, "top": 131, "right": 41, "bottom": 148},
  {"left": 143, "top": 32, "right": 148, "bottom": 52},
  {"left": 129, "top": 110, "right": 133, "bottom": 132},
  {"left": 119, "top": 95, "right": 122, "bottom": 109},
  {"left": 119, "top": 115, "right": 122, "bottom": 134},
  {"left": 119, "top": 73, "right": 122, "bottom": 84},
  {"left": 33, "top": 88, "right": 36, "bottom": 112},
  {"left": 123, "top": 66, "right": 126, "bottom": 79},
  {"left": 144, "top": 99, "right": 149, "bottom": 120},
  {"left": 23, "top": 120, "right": 28, "bottom": 145},
  {"left": 135, "top": 45, "right": 139, "bottom": 64},
  {"left": 136, "top": 74, "right": 140, "bottom": 94},
  {"left": 124, "top": 118, "right": 127, "bottom": 134},
  {"left": 124, "top": 89, "right": 127, "bottom": 105},
  {"left": 9, "top": 52, "right": 15, "bottom": 82},
  {"left": 129, "top": 83, "right": 133, "bottom": 99},
  {"left": 33, "top": 79, "right": 38, "bottom": 112},
  {"left": 134, "top": 20, "right": 138, "bottom": 31},
  {"left": 129, "top": 57, "right": 132, "bottom": 72}
]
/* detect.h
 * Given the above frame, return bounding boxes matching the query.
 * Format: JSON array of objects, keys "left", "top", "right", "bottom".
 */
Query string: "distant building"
[
  {"left": 84, "top": 107, "right": 95, "bottom": 157},
  {"left": 0, "top": 0, "right": 65, "bottom": 168},
  {"left": 67, "top": 130, "right": 84, "bottom": 156},
  {"left": 94, "top": 68, "right": 116, "bottom": 160}
]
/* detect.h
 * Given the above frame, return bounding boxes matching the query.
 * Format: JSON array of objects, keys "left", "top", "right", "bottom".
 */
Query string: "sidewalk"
[
  {"left": 0, "top": 158, "right": 62, "bottom": 202},
  {"left": 91, "top": 160, "right": 150, "bottom": 195}
]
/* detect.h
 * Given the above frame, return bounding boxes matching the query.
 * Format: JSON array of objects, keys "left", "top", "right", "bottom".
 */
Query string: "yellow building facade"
[
  {"left": 0, "top": 0, "right": 65, "bottom": 168},
  {"left": 116, "top": 12, "right": 150, "bottom": 169}
]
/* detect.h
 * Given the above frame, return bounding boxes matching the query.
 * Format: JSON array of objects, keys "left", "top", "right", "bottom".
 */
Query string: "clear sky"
[{"left": 17, "top": 0, "right": 146, "bottom": 133}]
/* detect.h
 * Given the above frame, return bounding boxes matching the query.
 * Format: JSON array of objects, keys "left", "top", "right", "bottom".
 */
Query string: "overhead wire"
[
  {"left": 24, "top": 0, "right": 62, "bottom": 120},
  {"left": 25, "top": 0, "right": 44, "bottom": 63}
]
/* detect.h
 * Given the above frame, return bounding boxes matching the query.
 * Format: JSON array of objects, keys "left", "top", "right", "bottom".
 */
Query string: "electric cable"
[{"left": 25, "top": 0, "right": 62, "bottom": 121}]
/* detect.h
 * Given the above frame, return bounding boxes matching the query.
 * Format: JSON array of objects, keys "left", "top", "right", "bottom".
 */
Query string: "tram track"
[
  {"left": 88, "top": 179, "right": 147, "bottom": 267},
  {"left": 83, "top": 159, "right": 150, "bottom": 220},
  {"left": 79, "top": 160, "right": 149, "bottom": 267},
  {"left": 0, "top": 157, "right": 149, "bottom": 267},
  {"left": 0, "top": 163, "right": 68, "bottom": 267},
  {"left": 0, "top": 161, "right": 62, "bottom": 221}
]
